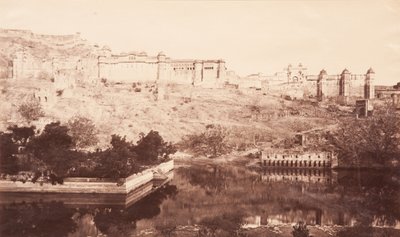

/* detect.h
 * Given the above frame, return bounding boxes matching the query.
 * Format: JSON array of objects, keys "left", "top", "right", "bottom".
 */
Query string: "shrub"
[{"left": 17, "top": 100, "right": 44, "bottom": 122}]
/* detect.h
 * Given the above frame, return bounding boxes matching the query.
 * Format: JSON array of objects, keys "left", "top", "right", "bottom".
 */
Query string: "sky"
[{"left": 1, "top": 0, "right": 400, "bottom": 85}]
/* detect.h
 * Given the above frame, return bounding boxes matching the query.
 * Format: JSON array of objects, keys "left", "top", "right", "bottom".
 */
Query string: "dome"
[
  {"left": 158, "top": 51, "right": 166, "bottom": 57},
  {"left": 298, "top": 63, "right": 303, "bottom": 67},
  {"left": 342, "top": 68, "right": 350, "bottom": 74},
  {"left": 367, "top": 67, "right": 375, "bottom": 74},
  {"left": 319, "top": 69, "right": 327, "bottom": 75}
]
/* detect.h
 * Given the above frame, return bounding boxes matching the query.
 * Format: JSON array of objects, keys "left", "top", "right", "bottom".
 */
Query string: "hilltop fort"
[{"left": 1, "top": 28, "right": 375, "bottom": 104}]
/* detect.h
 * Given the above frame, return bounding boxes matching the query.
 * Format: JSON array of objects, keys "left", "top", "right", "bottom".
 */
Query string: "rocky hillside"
[
  {"left": 0, "top": 78, "right": 339, "bottom": 150},
  {"left": 0, "top": 28, "right": 97, "bottom": 78}
]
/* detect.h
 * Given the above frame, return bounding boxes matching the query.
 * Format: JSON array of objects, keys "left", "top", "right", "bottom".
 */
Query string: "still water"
[{"left": 0, "top": 164, "right": 399, "bottom": 236}]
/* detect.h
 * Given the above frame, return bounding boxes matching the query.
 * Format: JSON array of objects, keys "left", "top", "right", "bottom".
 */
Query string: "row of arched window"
[
  {"left": 263, "top": 169, "right": 327, "bottom": 177},
  {"left": 262, "top": 160, "right": 331, "bottom": 168},
  {"left": 265, "top": 154, "right": 331, "bottom": 159}
]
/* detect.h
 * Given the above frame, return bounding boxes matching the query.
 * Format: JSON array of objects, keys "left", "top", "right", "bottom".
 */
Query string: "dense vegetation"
[
  {"left": 0, "top": 120, "right": 176, "bottom": 180},
  {"left": 331, "top": 105, "right": 400, "bottom": 167}
]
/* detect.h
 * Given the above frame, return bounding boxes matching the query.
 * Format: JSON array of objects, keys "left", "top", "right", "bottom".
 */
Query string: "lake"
[{"left": 0, "top": 162, "right": 399, "bottom": 236}]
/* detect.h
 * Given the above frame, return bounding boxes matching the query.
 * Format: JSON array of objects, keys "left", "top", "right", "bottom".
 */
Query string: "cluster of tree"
[
  {"left": 0, "top": 119, "right": 176, "bottom": 180},
  {"left": 180, "top": 124, "right": 230, "bottom": 158},
  {"left": 79, "top": 131, "right": 176, "bottom": 179},
  {"left": 330, "top": 105, "right": 400, "bottom": 167}
]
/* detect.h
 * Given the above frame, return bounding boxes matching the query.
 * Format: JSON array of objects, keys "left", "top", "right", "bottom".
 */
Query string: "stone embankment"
[{"left": 0, "top": 160, "right": 174, "bottom": 194}]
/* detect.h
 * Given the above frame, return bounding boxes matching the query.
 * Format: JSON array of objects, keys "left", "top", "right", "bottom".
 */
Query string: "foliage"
[
  {"left": 180, "top": 125, "right": 229, "bottom": 157},
  {"left": 199, "top": 212, "right": 245, "bottom": 237},
  {"left": 0, "top": 202, "right": 77, "bottom": 237},
  {"left": 77, "top": 131, "right": 176, "bottom": 179},
  {"left": 67, "top": 116, "right": 99, "bottom": 149},
  {"left": 0, "top": 132, "right": 19, "bottom": 174},
  {"left": 7, "top": 125, "right": 36, "bottom": 145},
  {"left": 330, "top": 105, "right": 400, "bottom": 166},
  {"left": 292, "top": 221, "right": 310, "bottom": 237},
  {"left": 17, "top": 100, "right": 44, "bottom": 122},
  {"left": 26, "top": 122, "right": 75, "bottom": 176},
  {"left": 92, "top": 135, "right": 139, "bottom": 179},
  {"left": 94, "top": 184, "right": 178, "bottom": 236},
  {"left": 2, "top": 120, "right": 174, "bottom": 179},
  {"left": 134, "top": 130, "right": 177, "bottom": 163}
]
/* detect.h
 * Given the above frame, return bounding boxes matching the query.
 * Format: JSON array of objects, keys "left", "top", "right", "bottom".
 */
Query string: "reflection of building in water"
[
  {"left": 260, "top": 151, "right": 338, "bottom": 168},
  {"left": 264, "top": 209, "right": 355, "bottom": 227},
  {"left": 242, "top": 216, "right": 261, "bottom": 229},
  {"left": 261, "top": 169, "right": 338, "bottom": 185}
]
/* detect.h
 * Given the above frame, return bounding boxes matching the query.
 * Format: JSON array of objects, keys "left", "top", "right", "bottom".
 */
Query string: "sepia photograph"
[{"left": 0, "top": 0, "right": 399, "bottom": 236}]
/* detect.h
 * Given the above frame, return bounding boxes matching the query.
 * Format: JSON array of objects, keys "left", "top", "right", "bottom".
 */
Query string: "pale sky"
[{"left": 1, "top": 0, "right": 400, "bottom": 85}]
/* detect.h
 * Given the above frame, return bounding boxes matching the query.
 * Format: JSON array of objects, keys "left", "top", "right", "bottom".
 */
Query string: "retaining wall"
[{"left": 0, "top": 160, "right": 174, "bottom": 194}]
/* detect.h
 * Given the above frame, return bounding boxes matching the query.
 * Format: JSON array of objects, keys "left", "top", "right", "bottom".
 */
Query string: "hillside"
[
  {"left": 0, "top": 29, "right": 97, "bottom": 78},
  {"left": 0, "top": 78, "right": 338, "bottom": 150}
]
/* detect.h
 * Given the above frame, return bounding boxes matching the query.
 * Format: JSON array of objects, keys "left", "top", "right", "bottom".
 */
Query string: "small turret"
[
  {"left": 157, "top": 52, "right": 167, "bottom": 81},
  {"left": 365, "top": 67, "right": 375, "bottom": 99},
  {"left": 317, "top": 69, "right": 327, "bottom": 101},
  {"left": 157, "top": 51, "right": 166, "bottom": 62},
  {"left": 339, "top": 68, "right": 351, "bottom": 97}
]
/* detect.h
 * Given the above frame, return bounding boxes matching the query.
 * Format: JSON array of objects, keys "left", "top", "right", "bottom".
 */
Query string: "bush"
[
  {"left": 67, "top": 116, "right": 99, "bottom": 149},
  {"left": 292, "top": 222, "right": 310, "bottom": 237},
  {"left": 17, "top": 100, "right": 44, "bottom": 122},
  {"left": 180, "top": 125, "right": 230, "bottom": 157}
]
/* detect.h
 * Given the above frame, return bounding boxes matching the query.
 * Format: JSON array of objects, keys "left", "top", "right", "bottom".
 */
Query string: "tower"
[
  {"left": 217, "top": 59, "right": 226, "bottom": 80},
  {"left": 339, "top": 68, "right": 351, "bottom": 97},
  {"left": 317, "top": 69, "right": 327, "bottom": 101},
  {"left": 193, "top": 60, "right": 203, "bottom": 85},
  {"left": 365, "top": 68, "right": 375, "bottom": 99},
  {"left": 157, "top": 52, "right": 167, "bottom": 81}
]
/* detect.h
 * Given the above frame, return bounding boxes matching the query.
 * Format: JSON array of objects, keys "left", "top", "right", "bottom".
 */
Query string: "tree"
[
  {"left": 26, "top": 122, "right": 75, "bottom": 176},
  {"left": 7, "top": 125, "right": 36, "bottom": 146},
  {"left": 67, "top": 116, "right": 99, "bottom": 149},
  {"left": 17, "top": 100, "right": 44, "bottom": 122},
  {"left": 181, "top": 125, "right": 229, "bottom": 157},
  {"left": 331, "top": 105, "right": 400, "bottom": 166},
  {"left": 134, "top": 130, "right": 176, "bottom": 163},
  {"left": 0, "top": 132, "right": 18, "bottom": 174},
  {"left": 91, "top": 134, "right": 139, "bottom": 179}
]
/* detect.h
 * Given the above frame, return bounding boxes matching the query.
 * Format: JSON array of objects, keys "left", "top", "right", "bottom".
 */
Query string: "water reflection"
[
  {"left": 0, "top": 184, "right": 178, "bottom": 237},
  {"left": 165, "top": 165, "right": 400, "bottom": 229},
  {"left": 0, "top": 164, "right": 399, "bottom": 236}
]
